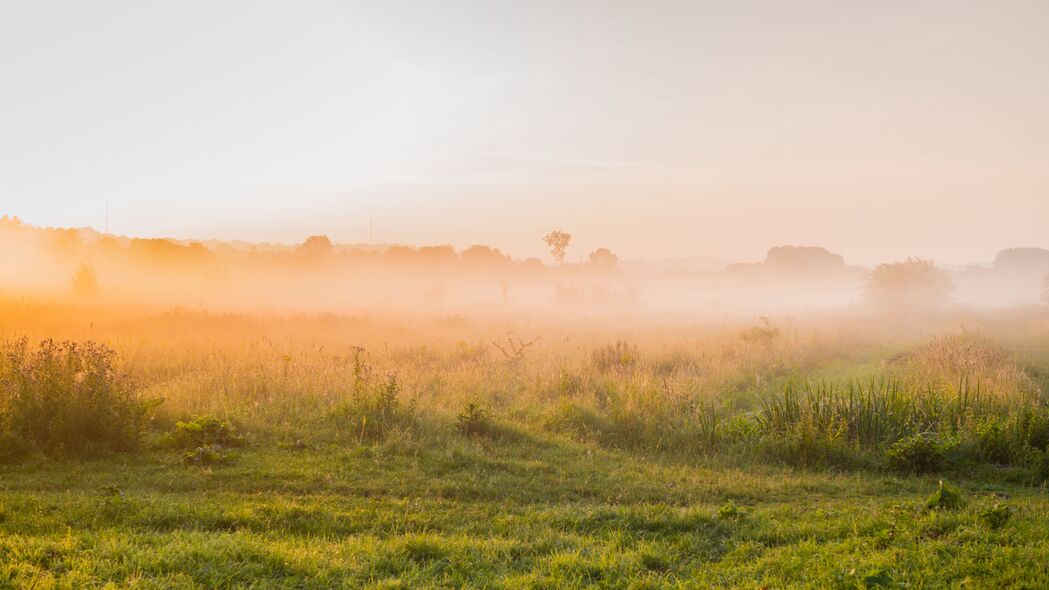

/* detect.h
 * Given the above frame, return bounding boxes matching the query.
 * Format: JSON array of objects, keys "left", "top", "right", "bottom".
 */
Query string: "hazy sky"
[{"left": 2, "top": 0, "right": 1047, "bottom": 265}]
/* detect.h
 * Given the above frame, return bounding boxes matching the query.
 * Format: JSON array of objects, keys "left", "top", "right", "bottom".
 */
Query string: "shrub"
[
  {"left": 759, "top": 426, "right": 865, "bottom": 470},
  {"left": 1032, "top": 449, "right": 1049, "bottom": 483},
  {"left": 182, "top": 444, "right": 232, "bottom": 465},
  {"left": 971, "top": 417, "right": 1013, "bottom": 464},
  {"left": 591, "top": 341, "right": 638, "bottom": 372},
  {"left": 717, "top": 501, "right": 744, "bottom": 521},
  {"left": 0, "top": 339, "right": 156, "bottom": 458},
  {"left": 739, "top": 317, "right": 779, "bottom": 347},
  {"left": 542, "top": 400, "right": 610, "bottom": 443},
  {"left": 456, "top": 402, "right": 492, "bottom": 437},
  {"left": 332, "top": 354, "right": 416, "bottom": 443},
  {"left": 979, "top": 502, "right": 1013, "bottom": 530},
  {"left": 925, "top": 480, "right": 964, "bottom": 511},
  {"left": 165, "top": 415, "right": 245, "bottom": 449},
  {"left": 885, "top": 433, "right": 949, "bottom": 474},
  {"left": 1013, "top": 407, "right": 1049, "bottom": 451}
]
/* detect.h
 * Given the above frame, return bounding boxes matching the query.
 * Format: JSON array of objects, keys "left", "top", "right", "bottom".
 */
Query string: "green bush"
[
  {"left": 925, "top": 480, "right": 964, "bottom": 511},
  {"left": 972, "top": 417, "right": 1013, "bottom": 464},
  {"left": 456, "top": 402, "right": 492, "bottom": 437},
  {"left": 0, "top": 338, "right": 157, "bottom": 458},
  {"left": 1032, "top": 449, "right": 1049, "bottom": 483},
  {"left": 716, "top": 501, "right": 744, "bottom": 521},
  {"left": 979, "top": 502, "right": 1013, "bottom": 529},
  {"left": 591, "top": 341, "right": 638, "bottom": 372},
  {"left": 332, "top": 369, "right": 416, "bottom": 444},
  {"left": 759, "top": 426, "right": 865, "bottom": 470},
  {"left": 884, "top": 433, "right": 949, "bottom": 474},
  {"left": 165, "top": 415, "right": 244, "bottom": 449},
  {"left": 182, "top": 444, "right": 233, "bottom": 465}
]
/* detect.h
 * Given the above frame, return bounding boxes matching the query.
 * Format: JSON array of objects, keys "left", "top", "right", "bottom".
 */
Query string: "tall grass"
[{"left": 1, "top": 300, "right": 1047, "bottom": 475}]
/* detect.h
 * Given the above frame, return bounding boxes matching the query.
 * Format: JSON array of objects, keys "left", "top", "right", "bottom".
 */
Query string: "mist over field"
[
  {"left": 4, "top": 0, "right": 1049, "bottom": 587},
  {"left": 3, "top": 215, "right": 1049, "bottom": 320}
]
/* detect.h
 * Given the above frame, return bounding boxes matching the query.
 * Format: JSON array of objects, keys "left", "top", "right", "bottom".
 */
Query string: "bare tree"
[
  {"left": 543, "top": 230, "right": 572, "bottom": 266},
  {"left": 491, "top": 332, "right": 540, "bottom": 363}
]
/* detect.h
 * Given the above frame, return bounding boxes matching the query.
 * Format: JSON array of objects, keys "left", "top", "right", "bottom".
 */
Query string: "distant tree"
[
  {"left": 461, "top": 245, "right": 509, "bottom": 268},
  {"left": 71, "top": 262, "right": 99, "bottom": 296},
  {"left": 296, "top": 235, "right": 333, "bottom": 257},
  {"left": 588, "top": 247, "right": 619, "bottom": 269},
  {"left": 993, "top": 248, "right": 1049, "bottom": 273},
  {"left": 382, "top": 245, "right": 417, "bottom": 266},
  {"left": 763, "top": 245, "right": 845, "bottom": 273},
  {"left": 865, "top": 258, "right": 954, "bottom": 312},
  {"left": 543, "top": 230, "right": 572, "bottom": 266},
  {"left": 94, "top": 236, "right": 123, "bottom": 255},
  {"left": 417, "top": 245, "right": 458, "bottom": 267}
]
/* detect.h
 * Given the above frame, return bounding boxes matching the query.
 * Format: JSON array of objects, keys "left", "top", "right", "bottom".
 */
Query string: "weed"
[
  {"left": 165, "top": 415, "right": 244, "bottom": 449},
  {"left": 592, "top": 341, "right": 639, "bottom": 372},
  {"left": 979, "top": 501, "right": 1013, "bottom": 529},
  {"left": 182, "top": 444, "right": 231, "bottom": 465},
  {"left": 455, "top": 402, "right": 492, "bottom": 437},
  {"left": 716, "top": 501, "right": 744, "bottom": 521},
  {"left": 925, "top": 480, "right": 964, "bottom": 511},
  {"left": 884, "top": 433, "right": 949, "bottom": 474},
  {"left": 0, "top": 339, "right": 157, "bottom": 458}
]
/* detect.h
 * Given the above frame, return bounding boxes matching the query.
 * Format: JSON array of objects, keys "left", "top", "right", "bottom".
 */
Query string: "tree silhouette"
[
  {"left": 296, "top": 235, "right": 334, "bottom": 257},
  {"left": 587, "top": 247, "right": 618, "bottom": 268},
  {"left": 71, "top": 262, "right": 99, "bottom": 296},
  {"left": 865, "top": 258, "right": 954, "bottom": 312},
  {"left": 543, "top": 230, "right": 571, "bottom": 266}
]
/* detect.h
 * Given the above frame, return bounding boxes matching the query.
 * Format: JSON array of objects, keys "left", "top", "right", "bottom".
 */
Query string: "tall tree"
[{"left": 543, "top": 230, "right": 571, "bottom": 266}]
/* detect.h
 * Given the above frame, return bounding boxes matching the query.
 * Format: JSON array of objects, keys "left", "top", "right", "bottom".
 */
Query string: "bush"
[
  {"left": 979, "top": 502, "right": 1013, "bottom": 530},
  {"left": 717, "top": 501, "right": 744, "bottom": 521},
  {"left": 925, "top": 480, "right": 964, "bottom": 511},
  {"left": 1032, "top": 449, "right": 1049, "bottom": 483},
  {"left": 759, "top": 426, "right": 865, "bottom": 470},
  {"left": 332, "top": 358, "right": 416, "bottom": 444},
  {"left": 591, "top": 341, "right": 638, "bottom": 372},
  {"left": 972, "top": 418, "right": 1013, "bottom": 464},
  {"left": 182, "top": 444, "right": 233, "bottom": 465},
  {"left": 0, "top": 339, "right": 156, "bottom": 458},
  {"left": 165, "top": 415, "right": 244, "bottom": 449},
  {"left": 456, "top": 402, "right": 492, "bottom": 437},
  {"left": 884, "top": 433, "right": 949, "bottom": 474}
]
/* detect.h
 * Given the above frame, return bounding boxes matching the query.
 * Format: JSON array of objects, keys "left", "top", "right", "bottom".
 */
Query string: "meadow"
[{"left": 2, "top": 300, "right": 1049, "bottom": 588}]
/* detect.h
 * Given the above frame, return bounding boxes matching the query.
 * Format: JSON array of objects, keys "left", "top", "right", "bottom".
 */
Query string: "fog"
[{"left": 3, "top": 215, "right": 1047, "bottom": 322}]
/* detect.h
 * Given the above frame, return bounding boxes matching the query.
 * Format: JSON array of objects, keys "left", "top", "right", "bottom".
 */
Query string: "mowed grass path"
[{"left": 2, "top": 435, "right": 1049, "bottom": 589}]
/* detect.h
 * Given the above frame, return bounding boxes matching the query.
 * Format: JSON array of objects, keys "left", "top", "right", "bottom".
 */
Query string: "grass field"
[{"left": 3, "top": 301, "right": 1049, "bottom": 588}]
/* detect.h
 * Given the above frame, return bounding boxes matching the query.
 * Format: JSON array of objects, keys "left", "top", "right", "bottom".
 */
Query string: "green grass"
[
  {"left": 4, "top": 304, "right": 1049, "bottom": 587},
  {"left": 2, "top": 436, "right": 1049, "bottom": 588}
]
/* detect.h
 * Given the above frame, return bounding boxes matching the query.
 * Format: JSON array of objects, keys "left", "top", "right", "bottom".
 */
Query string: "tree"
[
  {"left": 864, "top": 258, "right": 954, "bottom": 312},
  {"left": 71, "top": 262, "right": 99, "bottom": 296},
  {"left": 543, "top": 230, "right": 571, "bottom": 266},
  {"left": 588, "top": 247, "right": 619, "bottom": 269},
  {"left": 296, "top": 235, "right": 333, "bottom": 257}
]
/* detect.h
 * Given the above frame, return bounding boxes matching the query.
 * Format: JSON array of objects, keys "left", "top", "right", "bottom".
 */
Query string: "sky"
[{"left": 2, "top": 0, "right": 1048, "bottom": 266}]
